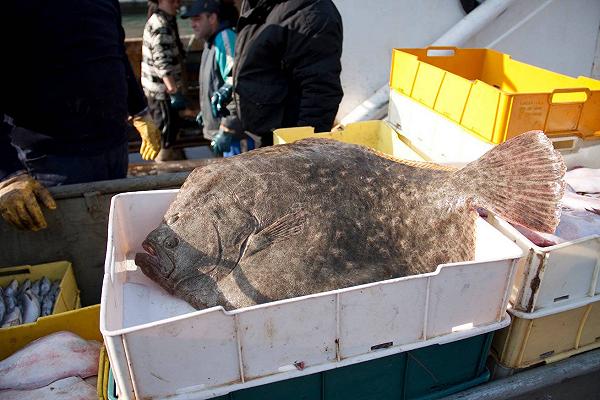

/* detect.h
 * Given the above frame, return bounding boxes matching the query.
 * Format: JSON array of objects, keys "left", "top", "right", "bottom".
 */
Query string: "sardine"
[
  {"left": 4, "top": 292, "right": 16, "bottom": 313},
  {"left": 30, "top": 279, "right": 41, "bottom": 297},
  {"left": 135, "top": 131, "right": 565, "bottom": 310},
  {"left": 1, "top": 306, "right": 22, "bottom": 328},
  {"left": 18, "top": 279, "right": 31, "bottom": 296},
  {"left": 39, "top": 277, "right": 51, "bottom": 297},
  {"left": 41, "top": 295, "right": 54, "bottom": 317},
  {"left": 19, "top": 289, "right": 41, "bottom": 324}
]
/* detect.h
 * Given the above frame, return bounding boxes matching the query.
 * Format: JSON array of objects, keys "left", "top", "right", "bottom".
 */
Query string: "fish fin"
[
  {"left": 368, "top": 148, "right": 457, "bottom": 171},
  {"left": 247, "top": 211, "right": 306, "bottom": 254},
  {"left": 455, "top": 130, "right": 566, "bottom": 233}
]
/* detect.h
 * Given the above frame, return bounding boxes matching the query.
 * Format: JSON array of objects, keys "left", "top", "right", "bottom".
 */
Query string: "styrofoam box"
[
  {"left": 101, "top": 190, "right": 521, "bottom": 400},
  {"left": 387, "top": 89, "right": 600, "bottom": 169},
  {"left": 488, "top": 214, "right": 600, "bottom": 314}
]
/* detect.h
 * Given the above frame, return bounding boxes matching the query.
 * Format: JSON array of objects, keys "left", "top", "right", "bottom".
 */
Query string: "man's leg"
[{"left": 18, "top": 141, "right": 129, "bottom": 187}]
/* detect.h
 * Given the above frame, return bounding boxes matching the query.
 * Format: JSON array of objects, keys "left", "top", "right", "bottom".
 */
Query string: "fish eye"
[{"left": 164, "top": 236, "right": 179, "bottom": 249}]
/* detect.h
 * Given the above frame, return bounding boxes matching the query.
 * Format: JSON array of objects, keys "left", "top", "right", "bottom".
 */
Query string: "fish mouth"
[
  {"left": 143, "top": 240, "right": 157, "bottom": 256},
  {"left": 135, "top": 240, "right": 173, "bottom": 279},
  {"left": 134, "top": 252, "right": 161, "bottom": 277}
]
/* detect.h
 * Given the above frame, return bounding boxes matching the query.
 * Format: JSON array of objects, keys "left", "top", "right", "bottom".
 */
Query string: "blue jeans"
[{"left": 17, "top": 141, "right": 129, "bottom": 187}]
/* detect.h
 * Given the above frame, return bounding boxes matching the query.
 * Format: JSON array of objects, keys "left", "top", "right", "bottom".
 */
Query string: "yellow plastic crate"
[
  {"left": 0, "top": 304, "right": 101, "bottom": 360},
  {"left": 390, "top": 47, "right": 600, "bottom": 145},
  {"left": 492, "top": 299, "right": 600, "bottom": 370},
  {"left": 0, "top": 261, "right": 96, "bottom": 359},
  {"left": 0, "top": 261, "right": 79, "bottom": 316},
  {"left": 273, "top": 120, "right": 426, "bottom": 161},
  {"left": 97, "top": 345, "right": 111, "bottom": 400}
]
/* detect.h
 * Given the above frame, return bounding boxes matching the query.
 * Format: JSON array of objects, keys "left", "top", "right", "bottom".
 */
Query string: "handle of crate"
[
  {"left": 0, "top": 266, "right": 32, "bottom": 277},
  {"left": 550, "top": 136, "right": 579, "bottom": 152},
  {"left": 550, "top": 88, "right": 590, "bottom": 104},
  {"left": 426, "top": 46, "right": 459, "bottom": 57}
]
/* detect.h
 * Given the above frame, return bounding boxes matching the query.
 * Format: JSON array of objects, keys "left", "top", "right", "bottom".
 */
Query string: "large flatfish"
[{"left": 135, "top": 131, "right": 565, "bottom": 310}]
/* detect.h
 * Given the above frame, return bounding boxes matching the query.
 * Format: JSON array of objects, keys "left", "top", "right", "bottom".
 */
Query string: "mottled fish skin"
[{"left": 136, "top": 131, "right": 565, "bottom": 311}]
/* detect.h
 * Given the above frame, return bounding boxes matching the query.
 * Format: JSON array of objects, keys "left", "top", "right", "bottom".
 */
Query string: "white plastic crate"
[
  {"left": 388, "top": 89, "right": 600, "bottom": 169},
  {"left": 101, "top": 190, "right": 521, "bottom": 400},
  {"left": 488, "top": 214, "right": 600, "bottom": 314},
  {"left": 387, "top": 88, "right": 600, "bottom": 315}
]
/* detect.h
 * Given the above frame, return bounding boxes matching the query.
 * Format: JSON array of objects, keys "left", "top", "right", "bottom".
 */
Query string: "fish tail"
[{"left": 455, "top": 130, "right": 566, "bottom": 233}]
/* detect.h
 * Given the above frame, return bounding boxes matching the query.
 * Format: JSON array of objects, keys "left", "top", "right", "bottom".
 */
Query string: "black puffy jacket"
[{"left": 233, "top": 0, "right": 343, "bottom": 144}]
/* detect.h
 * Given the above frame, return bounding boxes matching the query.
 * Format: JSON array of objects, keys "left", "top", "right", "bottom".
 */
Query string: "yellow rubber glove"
[
  {"left": 0, "top": 174, "right": 57, "bottom": 231},
  {"left": 132, "top": 114, "right": 161, "bottom": 160}
]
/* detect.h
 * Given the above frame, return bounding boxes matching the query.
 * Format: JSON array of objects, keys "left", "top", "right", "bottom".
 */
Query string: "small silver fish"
[
  {"left": 18, "top": 279, "right": 31, "bottom": 296},
  {"left": 1, "top": 307, "right": 22, "bottom": 328},
  {"left": 41, "top": 295, "right": 54, "bottom": 317},
  {"left": 39, "top": 277, "right": 51, "bottom": 297},
  {"left": 19, "top": 289, "right": 41, "bottom": 324},
  {"left": 4, "top": 293, "right": 16, "bottom": 314},
  {"left": 4, "top": 280, "right": 18, "bottom": 298},
  {"left": 30, "top": 280, "right": 41, "bottom": 297}
]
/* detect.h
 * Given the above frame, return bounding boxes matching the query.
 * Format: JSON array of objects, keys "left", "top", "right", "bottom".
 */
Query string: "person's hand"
[
  {"left": 133, "top": 114, "right": 161, "bottom": 160},
  {"left": 210, "top": 83, "right": 233, "bottom": 118},
  {"left": 169, "top": 92, "right": 187, "bottom": 111},
  {"left": 195, "top": 112, "right": 203, "bottom": 128},
  {"left": 210, "top": 129, "right": 233, "bottom": 156},
  {"left": 0, "top": 174, "right": 56, "bottom": 231}
]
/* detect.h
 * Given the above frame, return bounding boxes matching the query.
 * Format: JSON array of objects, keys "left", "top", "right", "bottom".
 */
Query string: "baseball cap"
[{"left": 181, "top": 0, "right": 220, "bottom": 18}]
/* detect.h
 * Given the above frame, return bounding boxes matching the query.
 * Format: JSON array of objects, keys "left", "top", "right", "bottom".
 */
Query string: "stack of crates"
[
  {"left": 488, "top": 214, "right": 600, "bottom": 376},
  {"left": 384, "top": 47, "right": 600, "bottom": 376}
]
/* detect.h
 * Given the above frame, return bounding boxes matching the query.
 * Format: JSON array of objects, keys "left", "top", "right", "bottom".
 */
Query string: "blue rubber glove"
[
  {"left": 210, "top": 83, "right": 233, "bottom": 118},
  {"left": 170, "top": 92, "right": 187, "bottom": 110},
  {"left": 210, "top": 130, "right": 233, "bottom": 156}
]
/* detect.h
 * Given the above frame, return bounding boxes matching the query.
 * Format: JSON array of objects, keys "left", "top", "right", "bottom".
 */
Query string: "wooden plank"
[{"left": 128, "top": 159, "right": 219, "bottom": 177}]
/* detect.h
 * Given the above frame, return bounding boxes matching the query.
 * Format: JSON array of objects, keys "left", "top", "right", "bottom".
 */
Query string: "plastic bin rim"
[
  {"left": 492, "top": 215, "right": 600, "bottom": 252},
  {"left": 509, "top": 294, "right": 600, "bottom": 319}
]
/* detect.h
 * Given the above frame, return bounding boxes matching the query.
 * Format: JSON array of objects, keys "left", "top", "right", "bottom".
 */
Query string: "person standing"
[
  {"left": 183, "top": 0, "right": 253, "bottom": 157},
  {"left": 232, "top": 0, "right": 344, "bottom": 146},
  {"left": 142, "top": 0, "right": 187, "bottom": 160},
  {"left": 0, "top": 0, "right": 161, "bottom": 231}
]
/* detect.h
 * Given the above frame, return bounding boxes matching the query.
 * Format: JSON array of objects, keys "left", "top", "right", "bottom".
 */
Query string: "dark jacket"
[
  {"left": 0, "top": 0, "right": 146, "bottom": 180},
  {"left": 233, "top": 0, "right": 343, "bottom": 143}
]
